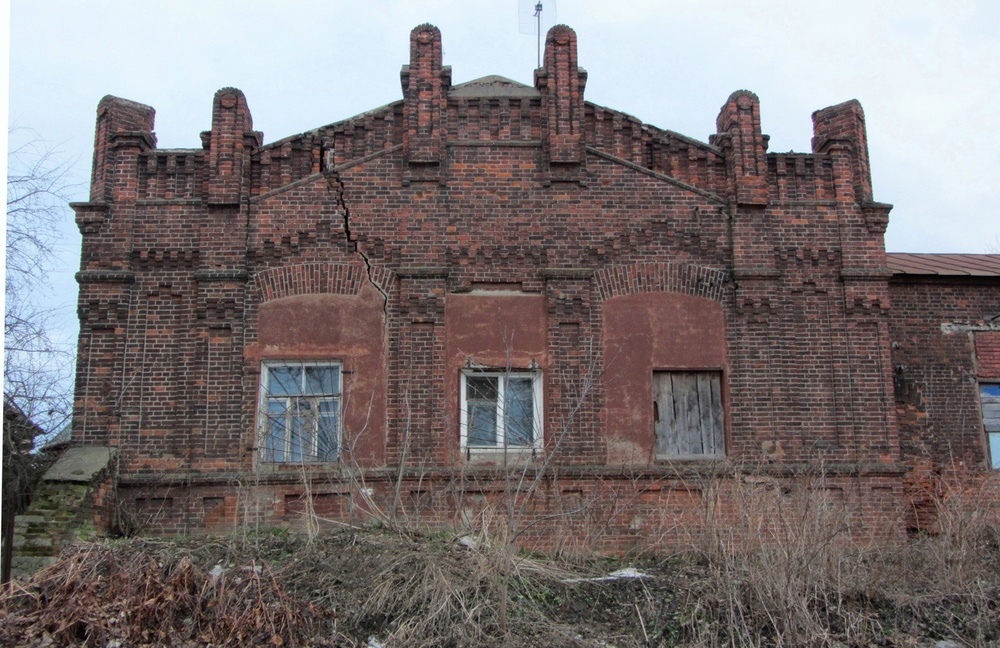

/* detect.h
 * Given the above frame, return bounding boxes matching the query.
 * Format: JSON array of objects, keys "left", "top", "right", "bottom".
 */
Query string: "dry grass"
[
  {"left": 0, "top": 529, "right": 613, "bottom": 647},
  {"left": 0, "top": 538, "right": 340, "bottom": 647},
  {"left": 2, "top": 473, "right": 999, "bottom": 647},
  {"left": 683, "top": 471, "right": 1000, "bottom": 647}
]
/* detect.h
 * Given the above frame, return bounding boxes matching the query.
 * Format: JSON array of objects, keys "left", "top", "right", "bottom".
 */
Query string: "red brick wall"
[
  {"left": 251, "top": 287, "right": 389, "bottom": 466},
  {"left": 444, "top": 293, "right": 548, "bottom": 464},
  {"left": 602, "top": 290, "right": 728, "bottom": 463},
  {"left": 68, "top": 23, "right": 970, "bottom": 547},
  {"left": 888, "top": 278, "right": 1000, "bottom": 530},
  {"left": 976, "top": 331, "right": 1000, "bottom": 379},
  {"left": 114, "top": 467, "right": 906, "bottom": 550}
]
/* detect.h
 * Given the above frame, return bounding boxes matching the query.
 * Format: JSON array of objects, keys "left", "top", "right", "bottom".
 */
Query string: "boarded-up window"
[
  {"left": 982, "top": 384, "right": 1000, "bottom": 470},
  {"left": 653, "top": 371, "right": 724, "bottom": 458}
]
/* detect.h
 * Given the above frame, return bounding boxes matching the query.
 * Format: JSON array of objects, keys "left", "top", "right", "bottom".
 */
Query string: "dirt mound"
[
  {"left": 0, "top": 531, "right": 680, "bottom": 647},
  {"left": 2, "top": 525, "right": 999, "bottom": 647}
]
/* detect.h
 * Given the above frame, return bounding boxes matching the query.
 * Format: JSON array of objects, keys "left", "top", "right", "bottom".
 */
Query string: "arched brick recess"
[
  {"left": 594, "top": 262, "right": 728, "bottom": 302},
  {"left": 253, "top": 262, "right": 396, "bottom": 303}
]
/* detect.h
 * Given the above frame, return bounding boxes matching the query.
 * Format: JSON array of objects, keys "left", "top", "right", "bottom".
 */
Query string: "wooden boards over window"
[{"left": 653, "top": 371, "right": 724, "bottom": 459}]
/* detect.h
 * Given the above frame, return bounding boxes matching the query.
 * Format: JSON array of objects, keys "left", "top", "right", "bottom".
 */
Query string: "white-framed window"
[
  {"left": 653, "top": 370, "right": 725, "bottom": 459},
  {"left": 460, "top": 370, "right": 543, "bottom": 453},
  {"left": 981, "top": 383, "right": 1000, "bottom": 470},
  {"left": 259, "top": 362, "right": 341, "bottom": 463}
]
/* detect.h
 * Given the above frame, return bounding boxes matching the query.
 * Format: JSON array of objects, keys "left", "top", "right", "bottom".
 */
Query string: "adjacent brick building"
[{"left": 67, "top": 24, "right": 1000, "bottom": 549}]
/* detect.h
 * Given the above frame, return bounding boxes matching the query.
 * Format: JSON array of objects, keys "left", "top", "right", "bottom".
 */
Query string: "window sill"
[
  {"left": 462, "top": 447, "right": 539, "bottom": 463},
  {"left": 257, "top": 461, "right": 341, "bottom": 473}
]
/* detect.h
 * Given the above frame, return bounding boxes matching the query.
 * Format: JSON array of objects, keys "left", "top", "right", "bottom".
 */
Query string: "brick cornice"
[
  {"left": 541, "top": 268, "right": 594, "bottom": 280},
  {"left": 194, "top": 269, "right": 248, "bottom": 282},
  {"left": 396, "top": 266, "right": 448, "bottom": 279},
  {"left": 76, "top": 270, "right": 135, "bottom": 284}
]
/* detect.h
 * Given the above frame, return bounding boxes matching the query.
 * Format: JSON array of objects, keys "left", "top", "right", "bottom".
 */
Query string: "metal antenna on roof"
[
  {"left": 535, "top": 2, "right": 543, "bottom": 68},
  {"left": 519, "top": 0, "right": 556, "bottom": 69}
]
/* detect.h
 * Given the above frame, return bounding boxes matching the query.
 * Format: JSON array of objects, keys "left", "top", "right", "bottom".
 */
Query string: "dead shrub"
[
  {"left": 0, "top": 539, "right": 341, "bottom": 647},
  {"left": 359, "top": 510, "right": 578, "bottom": 647},
  {"left": 685, "top": 472, "right": 881, "bottom": 647},
  {"left": 361, "top": 536, "right": 498, "bottom": 645},
  {"left": 903, "top": 472, "right": 1000, "bottom": 591},
  {"left": 2, "top": 473, "right": 998, "bottom": 647},
  {"left": 679, "top": 468, "right": 1000, "bottom": 647},
  {"left": 883, "top": 472, "right": 1000, "bottom": 645}
]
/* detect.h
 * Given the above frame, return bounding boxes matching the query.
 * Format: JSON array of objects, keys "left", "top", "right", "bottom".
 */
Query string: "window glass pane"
[
  {"left": 306, "top": 366, "right": 339, "bottom": 395},
  {"left": 982, "top": 385, "right": 1000, "bottom": 470},
  {"left": 261, "top": 363, "right": 342, "bottom": 463},
  {"left": 981, "top": 385, "right": 1000, "bottom": 434},
  {"left": 467, "top": 376, "right": 499, "bottom": 447},
  {"left": 267, "top": 366, "right": 302, "bottom": 396},
  {"left": 467, "top": 376, "right": 498, "bottom": 401},
  {"left": 318, "top": 399, "right": 339, "bottom": 461},
  {"left": 469, "top": 401, "right": 497, "bottom": 446},
  {"left": 505, "top": 377, "right": 534, "bottom": 446},
  {"left": 288, "top": 400, "right": 315, "bottom": 461},
  {"left": 287, "top": 416, "right": 308, "bottom": 461},
  {"left": 266, "top": 400, "right": 287, "bottom": 462}
]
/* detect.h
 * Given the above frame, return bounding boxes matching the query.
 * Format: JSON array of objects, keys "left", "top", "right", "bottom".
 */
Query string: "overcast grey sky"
[{"left": 7, "top": 0, "right": 1000, "bottom": 345}]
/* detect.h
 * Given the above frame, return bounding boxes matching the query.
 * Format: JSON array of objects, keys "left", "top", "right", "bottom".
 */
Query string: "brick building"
[{"left": 67, "top": 24, "right": 1000, "bottom": 548}]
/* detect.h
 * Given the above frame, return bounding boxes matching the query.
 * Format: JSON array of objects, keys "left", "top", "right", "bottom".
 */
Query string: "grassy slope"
[{"left": 1, "top": 519, "right": 998, "bottom": 647}]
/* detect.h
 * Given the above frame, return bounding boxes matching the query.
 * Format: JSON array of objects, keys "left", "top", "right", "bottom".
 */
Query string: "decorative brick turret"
[
  {"left": 90, "top": 96, "right": 156, "bottom": 204},
  {"left": 205, "top": 87, "right": 260, "bottom": 206},
  {"left": 812, "top": 100, "right": 891, "bottom": 270},
  {"left": 535, "top": 25, "right": 587, "bottom": 178},
  {"left": 714, "top": 90, "right": 769, "bottom": 207},
  {"left": 811, "top": 100, "right": 872, "bottom": 203},
  {"left": 73, "top": 96, "right": 156, "bottom": 276},
  {"left": 401, "top": 24, "right": 450, "bottom": 171}
]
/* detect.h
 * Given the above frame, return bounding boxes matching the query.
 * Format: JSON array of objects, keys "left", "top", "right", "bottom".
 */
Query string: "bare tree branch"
[{"left": 4, "top": 124, "right": 79, "bottom": 513}]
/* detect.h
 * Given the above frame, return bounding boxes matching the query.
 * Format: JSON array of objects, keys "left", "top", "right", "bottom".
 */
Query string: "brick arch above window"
[
  {"left": 253, "top": 262, "right": 396, "bottom": 303},
  {"left": 594, "top": 262, "right": 728, "bottom": 302}
]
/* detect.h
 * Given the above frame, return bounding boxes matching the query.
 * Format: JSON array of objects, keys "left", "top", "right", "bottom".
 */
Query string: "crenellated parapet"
[
  {"left": 137, "top": 151, "right": 205, "bottom": 201},
  {"left": 768, "top": 154, "right": 835, "bottom": 203}
]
